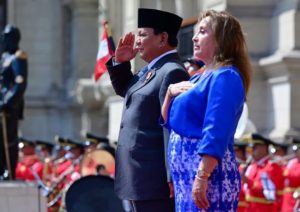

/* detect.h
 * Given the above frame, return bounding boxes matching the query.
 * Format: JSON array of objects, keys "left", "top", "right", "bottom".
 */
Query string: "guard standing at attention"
[{"left": 0, "top": 25, "right": 28, "bottom": 180}]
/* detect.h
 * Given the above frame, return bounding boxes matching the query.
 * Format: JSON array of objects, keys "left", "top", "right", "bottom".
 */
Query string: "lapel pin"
[{"left": 144, "top": 71, "right": 153, "bottom": 83}]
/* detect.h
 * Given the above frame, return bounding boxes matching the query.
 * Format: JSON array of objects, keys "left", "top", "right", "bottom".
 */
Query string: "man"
[
  {"left": 183, "top": 58, "right": 205, "bottom": 77},
  {"left": 84, "top": 132, "right": 109, "bottom": 152},
  {"left": 36, "top": 139, "right": 54, "bottom": 159},
  {"left": 0, "top": 25, "right": 28, "bottom": 180},
  {"left": 36, "top": 139, "right": 55, "bottom": 185},
  {"left": 15, "top": 137, "right": 43, "bottom": 182},
  {"left": 106, "top": 8, "right": 189, "bottom": 212},
  {"left": 281, "top": 137, "right": 300, "bottom": 212},
  {"left": 243, "top": 133, "right": 284, "bottom": 212},
  {"left": 234, "top": 138, "right": 248, "bottom": 164},
  {"left": 234, "top": 139, "right": 249, "bottom": 212}
]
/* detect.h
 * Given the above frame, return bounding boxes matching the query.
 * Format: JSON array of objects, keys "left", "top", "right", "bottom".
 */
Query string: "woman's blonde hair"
[{"left": 199, "top": 10, "right": 252, "bottom": 95}]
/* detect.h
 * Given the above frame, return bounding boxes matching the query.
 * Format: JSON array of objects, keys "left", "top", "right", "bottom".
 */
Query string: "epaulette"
[{"left": 15, "top": 50, "right": 27, "bottom": 59}]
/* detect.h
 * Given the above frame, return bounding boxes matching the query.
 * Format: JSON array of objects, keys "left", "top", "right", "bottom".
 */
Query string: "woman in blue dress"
[{"left": 161, "top": 10, "right": 252, "bottom": 212}]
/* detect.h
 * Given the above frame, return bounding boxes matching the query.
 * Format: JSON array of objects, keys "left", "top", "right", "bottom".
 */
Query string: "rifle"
[{"left": 0, "top": 111, "right": 12, "bottom": 180}]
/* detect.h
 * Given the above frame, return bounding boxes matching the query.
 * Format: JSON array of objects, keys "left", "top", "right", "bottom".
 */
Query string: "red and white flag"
[{"left": 94, "top": 21, "right": 115, "bottom": 81}]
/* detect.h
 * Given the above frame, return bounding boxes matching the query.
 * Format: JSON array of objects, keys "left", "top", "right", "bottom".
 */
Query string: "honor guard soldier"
[
  {"left": 15, "top": 137, "right": 43, "bottom": 182},
  {"left": 234, "top": 139, "right": 249, "bottom": 212},
  {"left": 46, "top": 136, "right": 70, "bottom": 212},
  {"left": 84, "top": 132, "right": 109, "bottom": 153},
  {"left": 243, "top": 133, "right": 284, "bottom": 212},
  {"left": 281, "top": 137, "right": 300, "bottom": 212},
  {"left": 57, "top": 138, "right": 84, "bottom": 183},
  {"left": 36, "top": 139, "right": 54, "bottom": 159},
  {"left": 47, "top": 138, "right": 84, "bottom": 211},
  {"left": 84, "top": 132, "right": 116, "bottom": 158},
  {"left": 36, "top": 139, "right": 54, "bottom": 186},
  {"left": 272, "top": 142, "right": 289, "bottom": 157},
  {"left": 0, "top": 25, "right": 28, "bottom": 180},
  {"left": 49, "top": 135, "right": 68, "bottom": 184},
  {"left": 183, "top": 58, "right": 205, "bottom": 77},
  {"left": 234, "top": 139, "right": 248, "bottom": 165}
]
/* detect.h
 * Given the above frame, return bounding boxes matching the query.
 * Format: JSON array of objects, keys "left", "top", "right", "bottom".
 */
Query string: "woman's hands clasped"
[
  {"left": 167, "top": 81, "right": 194, "bottom": 97},
  {"left": 192, "top": 177, "right": 210, "bottom": 210}
]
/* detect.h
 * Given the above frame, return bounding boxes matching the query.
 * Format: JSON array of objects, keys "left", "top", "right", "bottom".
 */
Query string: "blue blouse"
[{"left": 167, "top": 66, "right": 245, "bottom": 160}]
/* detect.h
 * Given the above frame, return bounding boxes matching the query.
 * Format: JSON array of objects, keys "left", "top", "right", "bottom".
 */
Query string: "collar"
[{"left": 147, "top": 49, "right": 177, "bottom": 69}]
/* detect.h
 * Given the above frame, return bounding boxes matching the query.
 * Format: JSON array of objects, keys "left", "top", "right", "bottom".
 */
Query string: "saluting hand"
[{"left": 115, "top": 32, "right": 138, "bottom": 63}]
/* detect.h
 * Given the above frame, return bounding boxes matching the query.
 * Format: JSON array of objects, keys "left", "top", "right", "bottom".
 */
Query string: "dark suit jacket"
[{"left": 106, "top": 53, "right": 189, "bottom": 200}]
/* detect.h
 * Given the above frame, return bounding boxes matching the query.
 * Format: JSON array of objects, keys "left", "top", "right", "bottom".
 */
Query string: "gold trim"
[
  {"left": 277, "top": 190, "right": 284, "bottom": 195},
  {"left": 284, "top": 187, "right": 300, "bottom": 193},
  {"left": 238, "top": 201, "right": 249, "bottom": 207},
  {"left": 245, "top": 194, "right": 274, "bottom": 204}
]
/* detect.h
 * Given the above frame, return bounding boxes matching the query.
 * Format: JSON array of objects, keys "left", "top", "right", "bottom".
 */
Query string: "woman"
[{"left": 161, "top": 10, "right": 252, "bottom": 211}]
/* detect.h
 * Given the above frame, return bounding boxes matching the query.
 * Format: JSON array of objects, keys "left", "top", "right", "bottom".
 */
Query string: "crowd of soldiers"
[
  {"left": 234, "top": 133, "right": 300, "bottom": 212},
  {"left": 14, "top": 132, "right": 116, "bottom": 211}
]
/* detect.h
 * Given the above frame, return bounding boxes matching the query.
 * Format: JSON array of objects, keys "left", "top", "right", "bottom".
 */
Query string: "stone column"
[
  {"left": 175, "top": 0, "right": 198, "bottom": 18},
  {"left": 62, "top": 0, "right": 102, "bottom": 138},
  {"left": 62, "top": 0, "right": 98, "bottom": 81}
]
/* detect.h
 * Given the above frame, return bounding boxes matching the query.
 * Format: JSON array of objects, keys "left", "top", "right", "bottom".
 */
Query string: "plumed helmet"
[{"left": 2, "top": 24, "right": 21, "bottom": 43}]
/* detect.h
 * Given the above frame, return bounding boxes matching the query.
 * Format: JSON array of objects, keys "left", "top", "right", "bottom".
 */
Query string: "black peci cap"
[{"left": 138, "top": 8, "right": 183, "bottom": 34}]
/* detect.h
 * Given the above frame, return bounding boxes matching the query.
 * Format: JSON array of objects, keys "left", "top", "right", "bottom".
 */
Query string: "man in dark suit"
[
  {"left": 0, "top": 25, "right": 28, "bottom": 180},
  {"left": 106, "top": 8, "right": 190, "bottom": 212}
]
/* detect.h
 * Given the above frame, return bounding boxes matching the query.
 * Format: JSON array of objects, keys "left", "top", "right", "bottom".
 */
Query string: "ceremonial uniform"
[
  {"left": 15, "top": 138, "right": 43, "bottom": 182},
  {"left": 243, "top": 134, "right": 284, "bottom": 212},
  {"left": 15, "top": 154, "right": 43, "bottom": 182},
  {"left": 84, "top": 132, "right": 111, "bottom": 154},
  {"left": 0, "top": 25, "right": 28, "bottom": 180},
  {"left": 281, "top": 138, "right": 300, "bottom": 212},
  {"left": 234, "top": 139, "right": 249, "bottom": 212},
  {"left": 238, "top": 164, "right": 249, "bottom": 212},
  {"left": 244, "top": 156, "right": 284, "bottom": 211},
  {"left": 36, "top": 140, "right": 55, "bottom": 185},
  {"left": 281, "top": 158, "right": 300, "bottom": 211},
  {"left": 54, "top": 138, "right": 83, "bottom": 184}
]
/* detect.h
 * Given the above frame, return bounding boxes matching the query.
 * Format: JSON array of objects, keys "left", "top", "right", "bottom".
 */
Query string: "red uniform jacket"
[
  {"left": 15, "top": 155, "right": 43, "bottom": 182},
  {"left": 244, "top": 156, "right": 284, "bottom": 212},
  {"left": 238, "top": 163, "right": 249, "bottom": 212},
  {"left": 281, "top": 158, "right": 300, "bottom": 212}
]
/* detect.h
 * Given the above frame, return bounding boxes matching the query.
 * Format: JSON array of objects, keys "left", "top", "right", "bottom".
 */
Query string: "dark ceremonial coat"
[
  {"left": 106, "top": 53, "right": 189, "bottom": 200},
  {"left": 0, "top": 50, "right": 28, "bottom": 179}
]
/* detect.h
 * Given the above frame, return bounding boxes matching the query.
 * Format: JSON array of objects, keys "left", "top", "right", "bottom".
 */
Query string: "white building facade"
[{"left": 1, "top": 0, "right": 300, "bottom": 143}]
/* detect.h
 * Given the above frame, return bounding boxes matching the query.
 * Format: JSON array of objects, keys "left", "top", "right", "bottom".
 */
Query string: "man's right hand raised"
[{"left": 115, "top": 32, "right": 138, "bottom": 63}]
